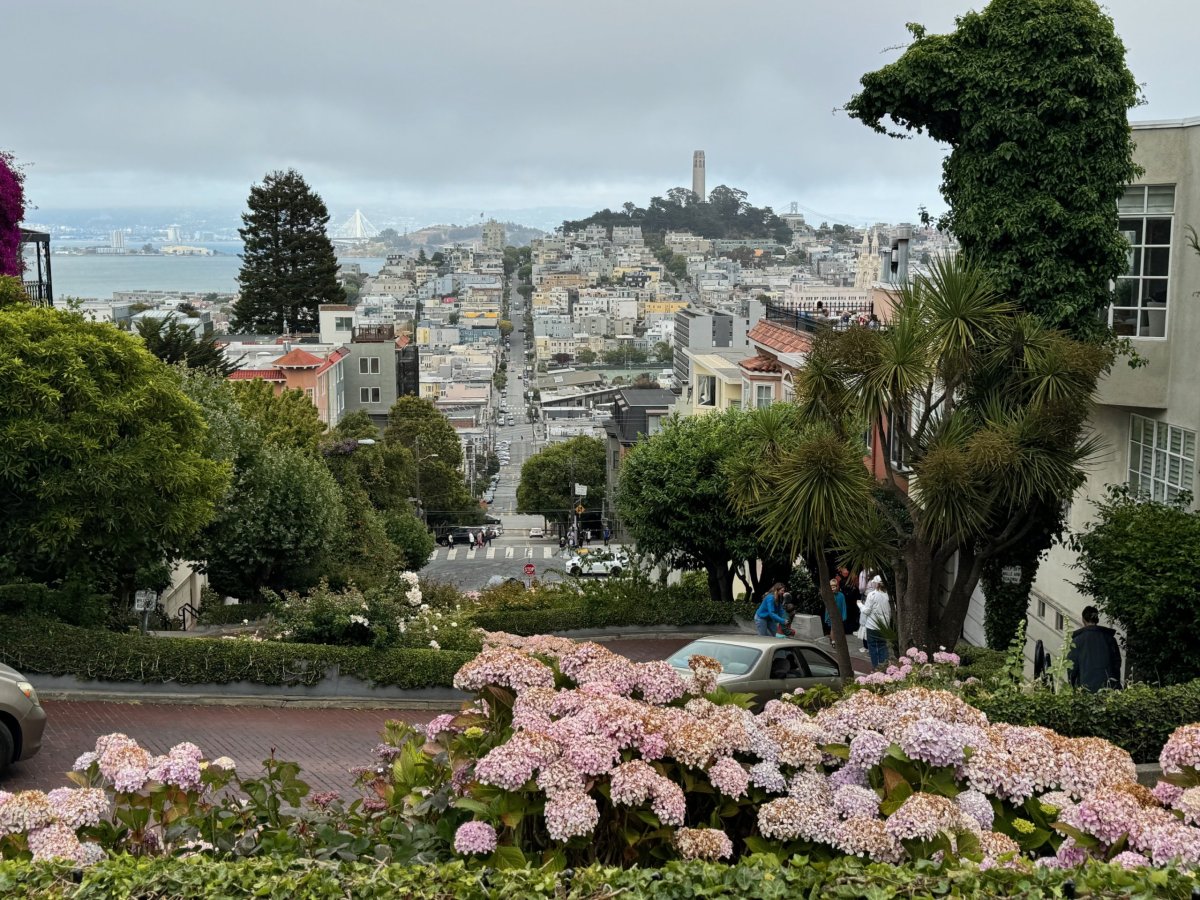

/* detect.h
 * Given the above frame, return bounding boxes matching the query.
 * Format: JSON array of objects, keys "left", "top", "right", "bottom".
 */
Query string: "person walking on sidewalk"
[
  {"left": 823, "top": 578, "right": 847, "bottom": 638},
  {"left": 858, "top": 576, "right": 892, "bottom": 669},
  {"left": 754, "top": 583, "right": 789, "bottom": 637}
]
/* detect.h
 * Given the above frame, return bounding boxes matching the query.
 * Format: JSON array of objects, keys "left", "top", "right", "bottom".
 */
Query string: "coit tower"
[{"left": 692, "top": 150, "right": 705, "bottom": 200}]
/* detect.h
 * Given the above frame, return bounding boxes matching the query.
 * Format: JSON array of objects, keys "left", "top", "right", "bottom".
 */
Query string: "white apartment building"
[{"left": 961, "top": 117, "right": 1200, "bottom": 661}]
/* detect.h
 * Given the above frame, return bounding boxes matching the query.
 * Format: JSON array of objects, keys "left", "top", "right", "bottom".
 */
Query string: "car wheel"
[
  {"left": 0, "top": 720, "right": 13, "bottom": 776},
  {"left": 609, "top": 566, "right": 621, "bottom": 577},
  {"left": 568, "top": 567, "right": 581, "bottom": 577}
]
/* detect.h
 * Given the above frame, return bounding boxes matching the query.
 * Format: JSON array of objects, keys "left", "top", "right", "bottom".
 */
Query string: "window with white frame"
[
  {"left": 359, "top": 356, "right": 380, "bottom": 375},
  {"left": 755, "top": 384, "right": 773, "bottom": 409},
  {"left": 1114, "top": 185, "right": 1174, "bottom": 338},
  {"left": 1128, "top": 414, "right": 1195, "bottom": 501},
  {"left": 334, "top": 316, "right": 353, "bottom": 331},
  {"left": 360, "top": 386, "right": 381, "bottom": 404}
]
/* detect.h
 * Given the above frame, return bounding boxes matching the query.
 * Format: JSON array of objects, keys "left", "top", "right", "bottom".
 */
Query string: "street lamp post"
[{"left": 413, "top": 433, "right": 438, "bottom": 525}]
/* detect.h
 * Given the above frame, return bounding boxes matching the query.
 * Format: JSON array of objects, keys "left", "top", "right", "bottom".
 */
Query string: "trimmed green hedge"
[
  {"left": 0, "top": 855, "right": 1194, "bottom": 899},
  {"left": 471, "top": 597, "right": 736, "bottom": 635},
  {"left": 197, "top": 602, "right": 276, "bottom": 626},
  {"left": 0, "top": 617, "right": 471, "bottom": 691},
  {"left": 977, "top": 680, "right": 1200, "bottom": 764}
]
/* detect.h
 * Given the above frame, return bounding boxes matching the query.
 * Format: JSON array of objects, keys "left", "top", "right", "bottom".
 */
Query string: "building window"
[
  {"left": 755, "top": 384, "right": 773, "bottom": 409},
  {"left": 1114, "top": 185, "right": 1174, "bottom": 338},
  {"left": 1037, "top": 598, "right": 1046, "bottom": 619},
  {"left": 697, "top": 375, "right": 716, "bottom": 407},
  {"left": 360, "top": 387, "right": 381, "bottom": 404},
  {"left": 305, "top": 388, "right": 314, "bottom": 401},
  {"left": 334, "top": 316, "right": 353, "bottom": 331},
  {"left": 1129, "top": 414, "right": 1195, "bottom": 501},
  {"left": 359, "top": 357, "right": 380, "bottom": 375},
  {"left": 1055, "top": 611, "right": 1065, "bottom": 632}
]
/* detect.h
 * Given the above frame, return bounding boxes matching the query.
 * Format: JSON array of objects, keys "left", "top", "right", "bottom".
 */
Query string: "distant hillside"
[
  {"left": 563, "top": 185, "right": 792, "bottom": 246},
  {"left": 370, "top": 221, "right": 544, "bottom": 251}
]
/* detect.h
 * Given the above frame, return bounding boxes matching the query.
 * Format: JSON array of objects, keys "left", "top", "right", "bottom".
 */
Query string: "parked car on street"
[
  {"left": 563, "top": 548, "right": 628, "bottom": 577},
  {"left": 665, "top": 636, "right": 847, "bottom": 709},
  {"left": 0, "top": 662, "right": 46, "bottom": 775},
  {"left": 529, "top": 526, "right": 545, "bottom": 539}
]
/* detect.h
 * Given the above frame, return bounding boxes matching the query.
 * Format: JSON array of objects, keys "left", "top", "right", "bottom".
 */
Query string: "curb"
[{"left": 34, "top": 692, "right": 460, "bottom": 711}]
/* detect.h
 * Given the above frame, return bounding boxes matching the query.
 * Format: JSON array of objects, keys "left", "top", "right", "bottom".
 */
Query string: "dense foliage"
[
  {"left": 0, "top": 306, "right": 229, "bottom": 595},
  {"left": 383, "top": 396, "right": 477, "bottom": 526},
  {"left": 731, "top": 259, "right": 1111, "bottom": 650},
  {"left": 231, "top": 169, "right": 343, "bottom": 333},
  {"left": 0, "top": 150, "right": 25, "bottom": 277},
  {"left": 563, "top": 184, "right": 792, "bottom": 246},
  {"left": 515, "top": 436, "right": 606, "bottom": 528},
  {"left": 618, "top": 410, "right": 790, "bottom": 604},
  {"left": 1071, "top": 486, "right": 1200, "bottom": 685},
  {"left": 230, "top": 380, "right": 327, "bottom": 454},
  {"left": 0, "top": 615, "right": 471, "bottom": 690},
  {"left": 845, "top": 0, "right": 1141, "bottom": 338},
  {"left": 2, "top": 855, "right": 1195, "bottom": 899},
  {"left": 134, "top": 315, "right": 234, "bottom": 375}
]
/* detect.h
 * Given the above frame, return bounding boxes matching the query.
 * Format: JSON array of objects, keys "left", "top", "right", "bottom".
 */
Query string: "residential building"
[
  {"left": 1006, "top": 116, "right": 1200, "bottom": 660},
  {"left": 227, "top": 344, "right": 347, "bottom": 426},
  {"left": 482, "top": 219, "right": 505, "bottom": 252},
  {"left": 343, "top": 326, "right": 419, "bottom": 429},
  {"left": 602, "top": 388, "right": 679, "bottom": 523}
]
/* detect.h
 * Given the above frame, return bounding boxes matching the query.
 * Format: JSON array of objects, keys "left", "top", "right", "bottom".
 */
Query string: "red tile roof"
[
  {"left": 273, "top": 348, "right": 324, "bottom": 368},
  {"left": 228, "top": 368, "right": 286, "bottom": 382},
  {"left": 747, "top": 320, "right": 813, "bottom": 356},
  {"left": 314, "top": 346, "right": 348, "bottom": 377},
  {"left": 740, "top": 355, "right": 783, "bottom": 374}
]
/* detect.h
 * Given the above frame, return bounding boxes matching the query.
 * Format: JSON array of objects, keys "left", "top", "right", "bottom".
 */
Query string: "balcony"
[
  {"left": 352, "top": 324, "right": 396, "bottom": 342},
  {"left": 763, "top": 299, "right": 874, "bottom": 334},
  {"left": 18, "top": 228, "right": 53, "bottom": 307}
]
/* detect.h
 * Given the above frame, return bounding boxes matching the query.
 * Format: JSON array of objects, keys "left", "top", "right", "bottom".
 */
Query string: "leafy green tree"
[
  {"left": 382, "top": 396, "right": 474, "bottom": 526},
  {"left": 652, "top": 342, "right": 673, "bottom": 364},
  {"left": 516, "top": 437, "right": 605, "bottom": 529},
  {"left": 135, "top": 315, "right": 234, "bottom": 375},
  {"left": 1072, "top": 486, "right": 1200, "bottom": 685},
  {"left": 845, "top": 0, "right": 1140, "bottom": 337},
  {"left": 203, "top": 443, "right": 346, "bottom": 597},
  {"left": 576, "top": 349, "right": 596, "bottom": 365},
  {"left": 618, "top": 412, "right": 786, "bottom": 603},
  {"left": 231, "top": 169, "right": 342, "bottom": 333},
  {"left": 744, "top": 258, "right": 1111, "bottom": 650},
  {"left": 0, "top": 307, "right": 229, "bottom": 594},
  {"left": 498, "top": 319, "right": 514, "bottom": 337},
  {"left": 384, "top": 509, "right": 436, "bottom": 569},
  {"left": 231, "top": 380, "right": 326, "bottom": 453}
]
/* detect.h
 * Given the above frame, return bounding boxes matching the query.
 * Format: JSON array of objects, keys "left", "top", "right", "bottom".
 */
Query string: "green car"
[{"left": 666, "top": 635, "right": 848, "bottom": 709}]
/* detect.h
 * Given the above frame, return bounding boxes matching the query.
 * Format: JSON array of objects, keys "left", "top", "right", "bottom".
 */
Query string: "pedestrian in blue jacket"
[{"left": 755, "top": 583, "right": 789, "bottom": 636}]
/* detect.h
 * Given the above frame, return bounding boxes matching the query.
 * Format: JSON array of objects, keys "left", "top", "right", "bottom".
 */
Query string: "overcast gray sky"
[{"left": 7, "top": 0, "right": 1198, "bottom": 226}]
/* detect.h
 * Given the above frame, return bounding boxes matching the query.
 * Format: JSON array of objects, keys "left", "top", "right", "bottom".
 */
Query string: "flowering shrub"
[
  {"left": 350, "top": 632, "right": 1200, "bottom": 873},
  {"left": 0, "top": 151, "right": 24, "bottom": 278}
]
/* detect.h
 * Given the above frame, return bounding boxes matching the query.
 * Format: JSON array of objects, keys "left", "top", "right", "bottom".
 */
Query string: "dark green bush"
[
  {"left": 197, "top": 602, "right": 276, "bottom": 626},
  {"left": 977, "top": 680, "right": 1200, "bottom": 764},
  {"left": 0, "top": 616, "right": 471, "bottom": 691},
  {"left": 955, "top": 644, "right": 1007, "bottom": 682},
  {"left": 0, "top": 581, "right": 109, "bottom": 628},
  {"left": 0, "top": 855, "right": 1194, "bottom": 899}
]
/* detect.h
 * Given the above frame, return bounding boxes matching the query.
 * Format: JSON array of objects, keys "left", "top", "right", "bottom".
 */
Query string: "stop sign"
[{"left": 523, "top": 563, "right": 536, "bottom": 577}]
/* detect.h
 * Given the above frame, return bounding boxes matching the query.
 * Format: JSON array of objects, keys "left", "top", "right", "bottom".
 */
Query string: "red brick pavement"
[
  {"left": 2, "top": 702, "right": 436, "bottom": 796},
  {"left": 2, "top": 636, "right": 870, "bottom": 794}
]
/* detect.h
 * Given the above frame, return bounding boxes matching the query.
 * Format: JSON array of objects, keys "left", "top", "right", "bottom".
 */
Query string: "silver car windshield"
[{"left": 667, "top": 641, "right": 761, "bottom": 676}]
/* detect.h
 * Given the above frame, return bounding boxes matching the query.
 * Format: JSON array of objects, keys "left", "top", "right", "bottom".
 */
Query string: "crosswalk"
[{"left": 429, "top": 545, "right": 559, "bottom": 562}]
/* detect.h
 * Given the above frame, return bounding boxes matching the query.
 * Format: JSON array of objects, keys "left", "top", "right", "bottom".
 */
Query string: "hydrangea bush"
[{"left": 352, "top": 633, "right": 1200, "bottom": 872}]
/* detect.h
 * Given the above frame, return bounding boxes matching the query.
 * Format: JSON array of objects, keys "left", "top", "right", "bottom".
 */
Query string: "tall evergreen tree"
[{"left": 231, "top": 169, "right": 342, "bottom": 333}]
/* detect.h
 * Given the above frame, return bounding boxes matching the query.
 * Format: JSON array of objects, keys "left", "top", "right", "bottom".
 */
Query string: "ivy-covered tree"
[
  {"left": 231, "top": 169, "right": 342, "bottom": 333},
  {"left": 0, "top": 307, "right": 229, "bottom": 594},
  {"left": 136, "top": 315, "right": 234, "bottom": 375},
  {"left": 231, "top": 379, "right": 326, "bottom": 454},
  {"left": 845, "top": 0, "right": 1141, "bottom": 338},
  {"left": 1072, "top": 486, "right": 1200, "bottom": 685},
  {"left": 516, "top": 436, "right": 605, "bottom": 530}
]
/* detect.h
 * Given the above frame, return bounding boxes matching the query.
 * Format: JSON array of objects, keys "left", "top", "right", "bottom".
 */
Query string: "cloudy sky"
[{"left": 7, "top": 0, "right": 1199, "bottom": 228}]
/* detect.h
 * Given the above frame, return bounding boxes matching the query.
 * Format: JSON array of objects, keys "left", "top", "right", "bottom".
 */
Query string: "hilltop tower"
[{"left": 692, "top": 150, "right": 706, "bottom": 201}]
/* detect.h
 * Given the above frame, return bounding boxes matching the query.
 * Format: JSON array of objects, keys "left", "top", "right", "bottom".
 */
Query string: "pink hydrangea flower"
[
  {"left": 46, "top": 788, "right": 108, "bottom": 829},
  {"left": 453, "top": 820, "right": 498, "bottom": 855},
  {"left": 544, "top": 791, "right": 599, "bottom": 841},
  {"left": 1161, "top": 724, "right": 1200, "bottom": 776},
  {"left": 26, "top": 823, "right": 85, "bottom": 863},
  {"left": 834, "top": 785, "right": 881, "bottom": 820},
  {"left": 706, "top": 757, "right": 750, "bottom": 800},
  {"left": 674, "top": 827, "right": 733, "bottom": 861}
]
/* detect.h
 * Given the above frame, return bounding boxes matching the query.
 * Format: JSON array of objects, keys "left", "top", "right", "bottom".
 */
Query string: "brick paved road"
[{"left": 1, "top": 636, "right": 869, "bottom": 794}]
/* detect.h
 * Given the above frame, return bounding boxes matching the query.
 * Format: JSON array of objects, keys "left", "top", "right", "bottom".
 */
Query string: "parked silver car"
[
  {"left": 0, "top": 663, "right": 47, "bottom": 776},
  {"left": 666, "top": 635, "right": 847, "bottom": 708}
]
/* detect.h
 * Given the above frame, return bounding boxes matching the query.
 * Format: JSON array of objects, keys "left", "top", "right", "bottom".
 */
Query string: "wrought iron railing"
[{"left": 763, "top": 300, "right": 875, "bottom": 334}]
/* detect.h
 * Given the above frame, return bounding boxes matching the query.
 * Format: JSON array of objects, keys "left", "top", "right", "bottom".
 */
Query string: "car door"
[
  {"left": 741, "top": 647, "right": 810, "bottom": 707},
  {"left": 795, "top": 646, "right": 845, "bottom": 689}
]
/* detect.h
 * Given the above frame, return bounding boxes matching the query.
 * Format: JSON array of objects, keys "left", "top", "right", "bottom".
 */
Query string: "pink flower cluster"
[
  {"left": 0, "top": 789, "right": 108, "bottom": 865},
  {"left": 674, "top": 827, "right": 733, "bottom": 860},
  {"left": 453, "top": 820, "right": 497, "bottom": 855},
  {"left": 855, "top": 646, "right": 959, "bottom": 686},
  {"left": 1161, "top": 724, "right": 1200, "bottom": 775},
  {"left": 452, "top": 647, "right": 556, "bottom": 694}
]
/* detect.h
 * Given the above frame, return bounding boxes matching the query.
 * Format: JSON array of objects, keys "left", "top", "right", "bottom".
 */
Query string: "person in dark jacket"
[{"left": 1067, "top": 606, "right": 1122, "bottom": 692}]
